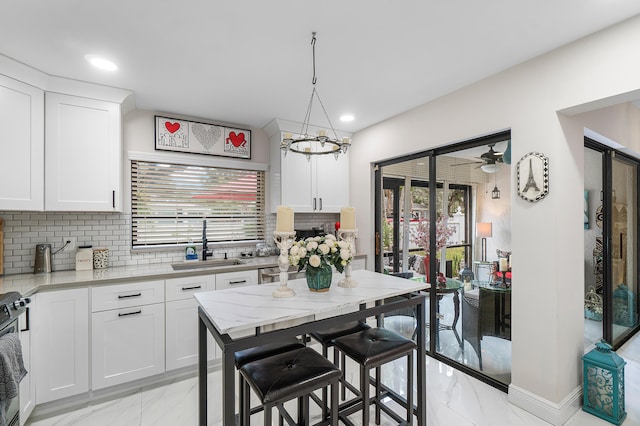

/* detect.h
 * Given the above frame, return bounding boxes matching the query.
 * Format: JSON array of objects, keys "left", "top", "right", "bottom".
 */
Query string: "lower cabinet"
[
  {"left": 91, "top": 281, "right": 164, "bottom": 390},
  {"left": 165, "top": 275, "right": 218, "bottom": 371},
  {"left": 33, "top": 288, "right": 89, "bottom": 404},
  {"left": 19, "top": 296, "right": 35, "bottom": 426}
]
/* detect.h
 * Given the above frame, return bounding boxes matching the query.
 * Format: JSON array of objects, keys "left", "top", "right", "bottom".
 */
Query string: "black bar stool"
[
  {"left": 333, "top": 327, "right": 417, "bottom": 425},
  {"left": 309, "top": 321, "right": 371, "bottom": 419},
  {"left": 234, "top": 338, "right": 305, "bottom": 424},
  {"left": 239, "top": 346, "right": 341, "bottom": 425}
]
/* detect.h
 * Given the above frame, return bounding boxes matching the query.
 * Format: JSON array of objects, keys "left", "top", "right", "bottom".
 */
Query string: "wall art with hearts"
[{"left": 155, "top": 116, "right": 251, "bottom": 159}]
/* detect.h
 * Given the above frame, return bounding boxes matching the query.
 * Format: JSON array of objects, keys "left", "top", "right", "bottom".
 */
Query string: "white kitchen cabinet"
[
  {"left": 45, "top": 92, "right": 122, "bottom": 211},
  {"left": 279, "top": 142, "right": 349, "bottom": 213},
  {"left": 19, "top": 295, "right": 35, "bottom": 426},
  {"left": 33, "top": 288, "right": 89, "bottom": 404},
  {"left": 165, "top": 275, "right": 218, "bottom": 371},
  {"left": 216, "top": 269, "right": 258, "bottom": 290},
  {"left": 0, "top": 74, "right": 44, "bottom": 211},
  {"left": 91, "top": 281, "right": 165, "bottom": 390}
]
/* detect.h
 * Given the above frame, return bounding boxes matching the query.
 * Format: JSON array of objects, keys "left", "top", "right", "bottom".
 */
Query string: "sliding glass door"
[
  {"left": 584, "top": 140, "right": 640, "bottom": 349},
  {"left": 374, "top": 131, "right": 512, "bottom": 390},
  {"left": 610, "top": 154, "right": 639, "bottom": 345}
]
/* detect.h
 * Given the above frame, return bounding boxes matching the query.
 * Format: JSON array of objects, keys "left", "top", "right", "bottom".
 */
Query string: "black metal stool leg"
[
  {"left": 264, "top": 403, "right": 272, "bottom": 426},
  {"left": 242, "top": 379, "right": 251, "bottom": 426},
  {"left": 407, "top": 351, "right": 414, "bottom": 425},
  {"left": 321, "top": 345, "right": 329, "bottom": 420},
  {"left": 375, "top": 365, "right": 381, "bottom": 424},
  {"left": 331, "top": 380, "right": 338, "bottom": 426},
  {"left": 361, "top": 364, "right": 370, "bottom": 426}
]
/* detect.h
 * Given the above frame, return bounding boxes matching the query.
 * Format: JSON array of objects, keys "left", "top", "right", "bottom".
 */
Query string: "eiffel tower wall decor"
[{"left": 516, "top": 152, "right": 549, "bottom": 202}]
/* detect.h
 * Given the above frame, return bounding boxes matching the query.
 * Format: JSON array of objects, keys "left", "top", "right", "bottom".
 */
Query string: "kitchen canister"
[
  {"left": 76, "top": 246, "right": 93, "bottom": 271},
  {"left": 93, "top": 248, "right": 109, "bottom": 269}
]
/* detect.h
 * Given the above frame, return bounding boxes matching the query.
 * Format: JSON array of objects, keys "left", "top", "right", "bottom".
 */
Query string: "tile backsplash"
[{"left": 0, "top": 211, "right": 338, "bottom": 275}]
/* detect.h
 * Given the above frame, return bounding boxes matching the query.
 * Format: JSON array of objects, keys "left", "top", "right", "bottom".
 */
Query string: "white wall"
[{"left": 350, "top": 14, "right": 640, "bottom": 424}]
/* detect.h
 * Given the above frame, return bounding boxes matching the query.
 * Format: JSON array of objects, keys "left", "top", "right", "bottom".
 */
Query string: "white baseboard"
[{"left": 508, "top": 383, "right": 582, "bottom": 425}]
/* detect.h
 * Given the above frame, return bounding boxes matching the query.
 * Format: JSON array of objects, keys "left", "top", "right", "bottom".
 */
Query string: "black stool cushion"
[
  {"left": 240, "top": 347, "right": 341, "bottom": 404},
  {"left": 234, "top": 338, "right": 305, "bottom": 368},
  {"left": 309, "top": 321, "right": 370, "bottom": 346},
  {"left": 333, "top": 328, "right": 416, "bottom": 367}
]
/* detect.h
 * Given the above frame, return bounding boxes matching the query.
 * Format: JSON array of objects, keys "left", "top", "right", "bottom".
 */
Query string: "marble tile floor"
[{"left": 27, "top": 331, "right": 640, "bottom": 426}]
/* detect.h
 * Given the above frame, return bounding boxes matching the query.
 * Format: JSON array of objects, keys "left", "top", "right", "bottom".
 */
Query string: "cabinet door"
[
  {"left": 280, "top": 149, "right": 315, "bottom": 212},
  {"left": 34, "top": 288, "right": 89, "bottom": 404},
  {"left": 0, "top": 75, "right": 44, "bottom": 210},
  {"left": 92, "top": 303, "right": 165, "bottom": 390},
  {"left": 19, "top": 297, "right": 35, "bottom": 426},
  {"left": 315, "top": 150, "right": 349, "bottom": 213},
  {"left": 166, "top": 298, "right": 218, "bottom": 371},
  {"left": 45, "top": 92, "right": 121, "bottom": 211}
]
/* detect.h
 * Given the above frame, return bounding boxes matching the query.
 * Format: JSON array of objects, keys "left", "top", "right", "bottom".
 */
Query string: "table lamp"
[{"left": 476, "top": 222, "right": 492, "bottom": 262}]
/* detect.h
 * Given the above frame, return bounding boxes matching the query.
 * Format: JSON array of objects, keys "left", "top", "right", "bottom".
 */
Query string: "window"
[{"left": 131, "top": 160, "right": 265, "bottom": 247}]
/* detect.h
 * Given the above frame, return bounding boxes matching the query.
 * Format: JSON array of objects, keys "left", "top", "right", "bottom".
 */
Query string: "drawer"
[
  {"left": 165, "top": 275, "right": 216, "bottom": 302},
  {"left": 216, "top": 270, "right": 258, "bottom": 290},
  {"left": 92, "top": 280, "right": 165, "bottom": 312}
]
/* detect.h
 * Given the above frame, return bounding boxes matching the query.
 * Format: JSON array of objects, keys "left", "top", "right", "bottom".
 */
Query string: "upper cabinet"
[
  {"left": 45, "top": 93, "right": 122, "bottom": 211},
  {"left": 266, "top": 119, "right": 350, "bottom": 213},
  {"left": 0, "top": 75, "right": 45, "bottom": 210},
  {"left": 0, "top": 56, "right": 133, "bottom": 211}
]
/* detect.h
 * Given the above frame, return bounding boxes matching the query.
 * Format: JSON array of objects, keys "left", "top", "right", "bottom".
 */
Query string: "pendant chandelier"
[{"left": 280, "top": 32, "right": 351, "bottom": 160}]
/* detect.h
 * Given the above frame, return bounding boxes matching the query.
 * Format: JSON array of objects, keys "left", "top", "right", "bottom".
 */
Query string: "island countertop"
[{"left": 195, "top": 269, "right": 426, "bottom": 335}]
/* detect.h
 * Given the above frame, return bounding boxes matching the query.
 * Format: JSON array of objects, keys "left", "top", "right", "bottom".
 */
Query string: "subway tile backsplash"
[{"left": 0, "top": 211, "right": 338, "bottom": 275}]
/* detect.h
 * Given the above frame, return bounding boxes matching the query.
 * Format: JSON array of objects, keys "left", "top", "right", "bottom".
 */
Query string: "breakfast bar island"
[{"left": 195, "top": 269, "right": 427, "bottom": 425}]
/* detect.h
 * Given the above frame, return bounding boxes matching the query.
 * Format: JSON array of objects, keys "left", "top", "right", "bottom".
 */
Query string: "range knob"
[{"left": 11, "top": 297, "right": 31, "bottom": 310}]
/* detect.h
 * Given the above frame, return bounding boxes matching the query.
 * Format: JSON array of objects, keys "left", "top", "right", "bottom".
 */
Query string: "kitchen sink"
[{"left": 171, "top": 258, "right": 246, "bottom": 270}]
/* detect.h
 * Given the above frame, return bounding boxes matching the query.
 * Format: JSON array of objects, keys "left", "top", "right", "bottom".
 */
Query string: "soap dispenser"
[{"left": 185, "top": 240, "right": 198, "bottom": 261}]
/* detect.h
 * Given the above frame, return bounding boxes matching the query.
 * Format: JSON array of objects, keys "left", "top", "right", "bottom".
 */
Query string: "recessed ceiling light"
[
  {"left": 340, "top": 114, "right": 354, "bottom": 122},
  {"left": 86, "top": 55, "right": 118, "bottom": 71}
]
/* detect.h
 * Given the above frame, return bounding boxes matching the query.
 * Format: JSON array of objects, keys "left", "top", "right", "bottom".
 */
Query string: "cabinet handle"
[
  {"left": 112, "top": 190, "right": 116, "bottom": 209},
  {"left": 118, "top": 292, "right": 142, "bottom": 299},
  {"left": 319, "top": 198, "right": 323, "bottom": 211},
  {"left": 20, "top": 307, "right": 30, "bottom": 332},
  {"left": 313, "top": 198, "right": 317, "bottom": 210},
  {"left": 118, "top": 310, "right": 142, "bottom": 317},
  {"left": 181, "top": 285, "right": 202, "bottom": 291},
  {"left": 229, "top": 280, "right": 247, "bottom": 285}
]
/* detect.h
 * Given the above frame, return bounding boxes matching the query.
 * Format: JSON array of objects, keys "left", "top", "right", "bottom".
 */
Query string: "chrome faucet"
[{"left": 202, "top": 219, "right": 212, "bottom": 261}]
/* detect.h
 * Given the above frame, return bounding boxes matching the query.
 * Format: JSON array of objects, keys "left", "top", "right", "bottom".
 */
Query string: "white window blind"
[{"left": 131, "top": 160, "right": 265, "bottom": 247}]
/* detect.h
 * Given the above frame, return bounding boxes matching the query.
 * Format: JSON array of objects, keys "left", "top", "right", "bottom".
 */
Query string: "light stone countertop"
[
  {"left": 195, "top": 269, "right": 427, "bottom": 335},
  {"left": 0, "top": 256, "right": 283, "bottom": 297},
  {"left": 0, "top": 254, "right": 367, "bottom": 297}
]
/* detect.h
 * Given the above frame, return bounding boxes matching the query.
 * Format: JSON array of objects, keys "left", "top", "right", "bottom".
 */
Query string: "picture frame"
[
  {"left": 516, "top": 152, "right": 549, "bottom": 203},
  {"left": 154, "top": 115, "right": 251, "bottom": 159}
]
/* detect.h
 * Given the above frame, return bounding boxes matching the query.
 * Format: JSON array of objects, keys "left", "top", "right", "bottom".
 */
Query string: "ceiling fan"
[{"left": 450, "top": 143, "right": 504, "bottom": 173}]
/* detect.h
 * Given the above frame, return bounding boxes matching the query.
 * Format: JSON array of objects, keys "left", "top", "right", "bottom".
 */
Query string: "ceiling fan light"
[{"left": 481, "top": 163, "right": 498, "bottom": 173}]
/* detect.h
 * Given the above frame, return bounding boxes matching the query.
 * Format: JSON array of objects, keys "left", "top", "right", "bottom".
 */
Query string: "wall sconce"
[{"left": 476, "top": 222, "right": 492, "bottom": 262}]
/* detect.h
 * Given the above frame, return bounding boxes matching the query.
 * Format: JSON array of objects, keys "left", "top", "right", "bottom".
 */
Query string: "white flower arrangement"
[{"left": 289, "top": 234, "right": 353, "bottom": 273}]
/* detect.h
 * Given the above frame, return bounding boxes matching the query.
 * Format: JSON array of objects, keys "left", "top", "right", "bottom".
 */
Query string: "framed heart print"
[
  {"left": 155, "top": 116, "right": 251, "bottom": 159},
  {"left": 516, "top": 152, "right": 549, "bottom": 202}
]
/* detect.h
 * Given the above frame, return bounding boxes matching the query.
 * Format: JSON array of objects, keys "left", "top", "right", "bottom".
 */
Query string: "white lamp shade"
[{"left": 477, "top": 222, "right": 493, "bottom": 238}]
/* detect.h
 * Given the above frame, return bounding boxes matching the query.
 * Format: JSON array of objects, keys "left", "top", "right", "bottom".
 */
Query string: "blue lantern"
[
  {"left": 460, "top": 265, "right": 474, "bottom": 284},
  {"left": 582, "top": 340, "right": 626, "bottom": 425}
]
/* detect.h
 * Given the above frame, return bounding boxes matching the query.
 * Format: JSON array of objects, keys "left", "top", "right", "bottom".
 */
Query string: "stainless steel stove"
[{"left": 0, "top": 292, "right": 31, "bottom": 426}]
